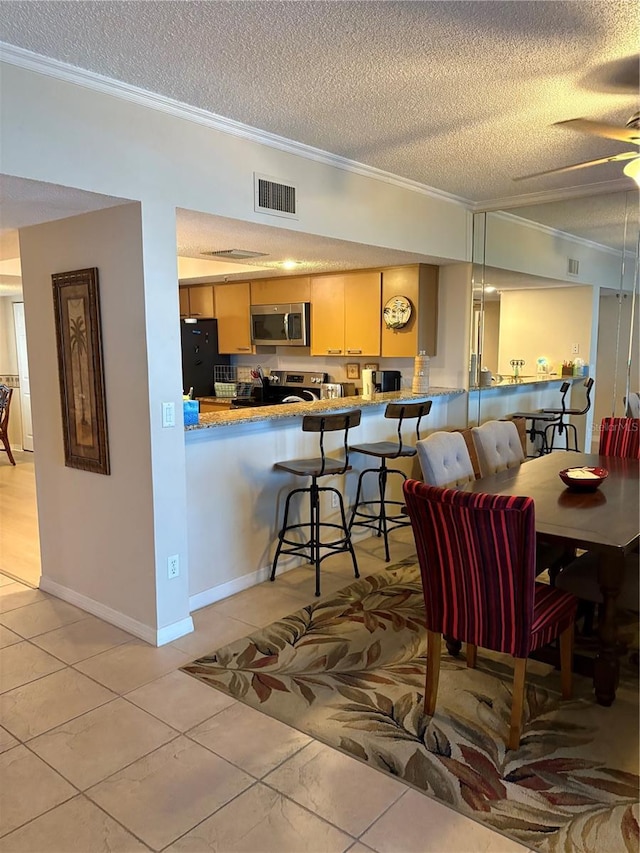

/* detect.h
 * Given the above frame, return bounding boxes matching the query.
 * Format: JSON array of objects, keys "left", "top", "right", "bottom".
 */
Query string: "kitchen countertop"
[
  {"left": 469, "top": 374, "right": 584, "bottom": 390},
  {"left": 185, "top": 387, "right": 464, "bottom": 431}
]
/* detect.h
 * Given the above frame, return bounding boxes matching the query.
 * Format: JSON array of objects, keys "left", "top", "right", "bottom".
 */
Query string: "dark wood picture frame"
[{"left": 52, "top": 268, "right": 110, "bottom": 474}]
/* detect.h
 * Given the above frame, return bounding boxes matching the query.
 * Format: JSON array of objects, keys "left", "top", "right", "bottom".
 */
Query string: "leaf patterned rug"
[{"left": 182, "top": 560, "right": 639, "bottom": 852}]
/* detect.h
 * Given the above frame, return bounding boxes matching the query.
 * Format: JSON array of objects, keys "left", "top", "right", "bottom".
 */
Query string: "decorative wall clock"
[{"left": 383, "top": 295, "right": 412, "bottom": 329}]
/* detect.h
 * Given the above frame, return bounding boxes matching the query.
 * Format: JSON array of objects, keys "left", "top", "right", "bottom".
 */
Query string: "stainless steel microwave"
[{"left": 250, "top": 302, "right": 310, "bottom": 347}]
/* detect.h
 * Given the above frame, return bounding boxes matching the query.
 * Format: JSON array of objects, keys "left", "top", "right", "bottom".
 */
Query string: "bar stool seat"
[
  {"left": 349, "top": 400, "right": 432, "bottom": 562},
  {"left": 271, "top": 410, "right": 362, "bottom": 597}
]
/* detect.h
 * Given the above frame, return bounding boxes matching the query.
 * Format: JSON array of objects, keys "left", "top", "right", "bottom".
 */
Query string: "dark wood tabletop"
[
  {"left": 466, "top": 451, "right": 639, "bottom": 556},
  {"left": 467, "top": 451, "right": 639, "bottom": 705}
]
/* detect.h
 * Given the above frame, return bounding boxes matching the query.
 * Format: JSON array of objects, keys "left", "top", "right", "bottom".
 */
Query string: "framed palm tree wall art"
[{"left": 52, "top": 267, "right": 110, "bottom": 474}]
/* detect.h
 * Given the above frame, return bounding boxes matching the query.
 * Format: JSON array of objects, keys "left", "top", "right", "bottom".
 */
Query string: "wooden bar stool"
[
  {"left": 348, "top": 400, "right": 432, "bottom": 562},
  {"left": 271, "top": 410, "right": 362, "bottom": 597}
]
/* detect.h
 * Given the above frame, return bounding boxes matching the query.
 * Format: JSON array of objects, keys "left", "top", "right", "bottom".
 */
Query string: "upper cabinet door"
[
  {"left": 250, "top": 276, "right": 311, "bottom": 305},
  {"left": 187, "top": 285, "right": 215, "bottom": 318},
  {"left": 381, "top": 265, "right": 438, "bottom": 357},
  {"left": 344, "top": 271, "right": 381, "bottom": 356},
  {"left": 310, "top": 275, "right": 345, "bottom": 355},
  {"left": 179, "top": 287, "right": 190, "bottom": 318},
  {"left": 214, "top": 282, "right": 254, "bottom": 354}
]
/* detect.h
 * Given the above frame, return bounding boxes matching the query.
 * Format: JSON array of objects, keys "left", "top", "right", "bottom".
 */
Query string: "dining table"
[{"left": 465, "top": 451, "right": 639, "bottom": 706}]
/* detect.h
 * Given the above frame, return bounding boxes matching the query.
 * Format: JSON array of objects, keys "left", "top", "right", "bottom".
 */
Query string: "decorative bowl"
[{"left": 559, "top": 466, "right": 608, "bottom": 492}]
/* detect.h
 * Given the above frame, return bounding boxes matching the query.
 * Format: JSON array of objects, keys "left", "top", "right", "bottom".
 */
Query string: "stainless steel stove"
[{"left": 230, "top": 370, "right": 327, "bottom": 408}]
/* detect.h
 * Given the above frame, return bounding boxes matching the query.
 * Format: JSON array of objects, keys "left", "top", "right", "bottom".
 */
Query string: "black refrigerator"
[{"left": 180, "top": 319, "right": 230, "bottom": 397}]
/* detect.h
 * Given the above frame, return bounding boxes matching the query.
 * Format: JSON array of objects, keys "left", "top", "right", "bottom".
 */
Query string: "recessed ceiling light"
[
  {"left": 281, "top": 259, "right": 299, "bottom": 270},
  {"left": 485, "top": 286, "right": 497, "bottom": 293}
]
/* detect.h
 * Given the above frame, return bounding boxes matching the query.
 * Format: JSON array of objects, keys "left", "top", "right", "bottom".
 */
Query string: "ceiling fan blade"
[
  {"left": 580, "top": 55, "right": 640, "bottom": 95},
  {"left": 555, "top": 118, "right": 640, "bottom": 145},
  {"left": 514, "top": 151, "right": 638, "bottom": 181}
]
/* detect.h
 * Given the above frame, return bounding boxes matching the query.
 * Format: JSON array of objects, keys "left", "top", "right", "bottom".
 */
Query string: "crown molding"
[
  {"left": 0, "top": 42, "right": 470, "bottom": 209},
  {"left": 475, "top": 178, "right": 636, "bottom": 212},
  {"left": 491, "top": 209, "right": 625, "bottom": 258}
]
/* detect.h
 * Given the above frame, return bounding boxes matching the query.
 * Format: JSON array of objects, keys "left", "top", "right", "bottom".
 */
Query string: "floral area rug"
[{"left": 182, "top": 560, "right": 639, "bottom": 852}]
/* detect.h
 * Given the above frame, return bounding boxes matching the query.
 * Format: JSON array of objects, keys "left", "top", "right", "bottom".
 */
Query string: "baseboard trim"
[
  {"left": 188, "top": 528, "right": 372, "bottom": 612},
  {"left": 39, "top": 577, "right": 193, "bottom": 646},
  {"left": 189, "top": 564, "right": 272, "bottom": 611}
]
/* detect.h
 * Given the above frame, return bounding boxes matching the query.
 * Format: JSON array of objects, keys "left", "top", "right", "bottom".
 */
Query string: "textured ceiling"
[
  {"left": 0, "top": 1, "right": 638, "bottom": 291},
  {"left": 0, "top": 0, "right": 638, "bottom": 203}
]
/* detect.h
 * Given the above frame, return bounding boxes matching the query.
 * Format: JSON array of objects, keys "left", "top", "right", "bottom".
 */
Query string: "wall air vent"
[
  {"left": 202, "top": 249, "right": 268, "bottom": 260},
  {"left": 254, "top": 173, "right": 298, "bottom": 219},
  {"left": 567, "top": 258, "right": 580, "bottom": 276}
]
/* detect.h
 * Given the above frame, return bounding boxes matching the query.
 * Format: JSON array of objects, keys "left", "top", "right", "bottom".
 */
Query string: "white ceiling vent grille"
[
  {"left": 202, "top": 249, "right": 267, "bottom": 260},
  {"left": 567, "top": 258, "right": 580, "bottom": 276},
  {"left": 254, "top": 173, "right": 298, "bottom": 219}
]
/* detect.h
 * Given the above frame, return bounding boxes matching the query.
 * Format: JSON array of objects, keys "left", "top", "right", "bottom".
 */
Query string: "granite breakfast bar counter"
[{"left": 183, "top": 388, "right": 465, "bottom": 610}]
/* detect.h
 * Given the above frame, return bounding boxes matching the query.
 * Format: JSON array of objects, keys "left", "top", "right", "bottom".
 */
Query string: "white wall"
[
  {"left": 185, "top": 394, "right": 466, "bottom": 605},
  {"left": 484, "top": 211, "right": 628, "bottom": 289},
  {"left": 1, "top": 61, "right": 470, "bottom": 263},
  {"left": 497, "top": 287, "right": 593, "bottom": 377},
  {"left": 19, "top": 203, "right": 192, "bottom": 644}
]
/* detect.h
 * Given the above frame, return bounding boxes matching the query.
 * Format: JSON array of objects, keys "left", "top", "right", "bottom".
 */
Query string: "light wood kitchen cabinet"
[
  {"left": 311, "top": 271, "right": 381, "bottom": 356},
  {"left": 381, "top": 264, "right": 438, "bottom": 357},
  {"left": 179, "top": 285, "right": 215, "bottom": 319},
  {"left": 213, "top": 282, "right": 254, "bottom": 354},
  {"left": 250, "top": 276, "right": 311, "bottom": 305}
]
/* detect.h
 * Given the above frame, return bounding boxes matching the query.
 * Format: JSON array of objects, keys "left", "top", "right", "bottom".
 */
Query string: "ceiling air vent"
[
  {"left": 567, "top": 258, "right": 580, "bottom": 276},
  {"left": 254, "top": 173, "right": 298, "bottom": 219},
  {"left": 202, "top": 249, "right": 268, "bottom": 260}
]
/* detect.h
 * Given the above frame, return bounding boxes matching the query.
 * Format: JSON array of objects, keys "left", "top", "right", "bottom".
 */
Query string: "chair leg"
[
  {"left": 335, "top": 488, "right": 359, "bottom": 581},
  {"left": 1, "top": 431, "right": 16, "bottom": 466},
  {"left": 271, "top": 488, "right": 298, "bottom": 582},
  {"left": 466, "top": 643, "right": 477, "bottom": 668},
  {"left": 508, "top": 657, "right": 527, "bottom": 750},
  {"left": 310, "top": 480, "right": 321, "bottom": 597},
  {"left": 559, "top": 623, "right": 574, "bottom": 699},
  {"left": 424, "top": 629, "right": 441, "bottom": 716},
  {"left": 377, "top": 463, "right": 390, "bottom": 562},
  {"left": 444, "top": 635, "right": 462, "bottom": 656}
]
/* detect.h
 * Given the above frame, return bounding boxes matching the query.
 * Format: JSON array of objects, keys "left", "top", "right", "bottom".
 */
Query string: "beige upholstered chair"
[
  {"left": 415, "top": 430, "right": 475, "bottom": 489},
  {"left": 471, "top": 419, "right": 524, "bottom": 478}
]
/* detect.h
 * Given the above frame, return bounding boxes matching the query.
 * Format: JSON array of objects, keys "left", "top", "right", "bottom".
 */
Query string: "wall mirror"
[{"left": 469, "top": 189, "right": 639, "bottom": 450}]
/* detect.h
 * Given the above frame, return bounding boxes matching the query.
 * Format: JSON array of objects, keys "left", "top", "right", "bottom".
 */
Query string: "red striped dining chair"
[
  {"left": 598, "top": 417, "right": 640, "bottom": 459},
  {"left": 403, "top": 479, "right": 578, "bottom": 750}
]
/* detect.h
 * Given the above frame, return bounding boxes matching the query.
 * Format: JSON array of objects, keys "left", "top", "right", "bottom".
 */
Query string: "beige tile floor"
[{"left": 0, "top": 454, "right": 532, "bottom": 852}]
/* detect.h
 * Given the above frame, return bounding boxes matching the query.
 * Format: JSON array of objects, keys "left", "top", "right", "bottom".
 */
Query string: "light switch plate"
[{"left": 162, "top": 401, "right": 176, "bottom": 428}]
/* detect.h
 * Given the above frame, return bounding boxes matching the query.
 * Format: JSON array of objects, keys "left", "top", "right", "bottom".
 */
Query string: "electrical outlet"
[
  {"left": 331, "top": 492, "right": 340, "bottom": 508},
  {"left": 571, "top": 343, "right": 580, "bottom": 355},
  {"left": 167, "top": 554, "right": 180, "bottom": 579}
]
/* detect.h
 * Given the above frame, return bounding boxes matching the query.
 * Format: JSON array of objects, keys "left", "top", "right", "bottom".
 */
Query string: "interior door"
[{"left": 12, "top": 301, "right": 34, "bottom": 452}]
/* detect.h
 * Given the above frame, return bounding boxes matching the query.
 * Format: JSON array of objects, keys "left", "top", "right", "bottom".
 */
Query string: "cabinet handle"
[
  {"left": 191, "top": 312, "right": 202, "bottom": 316},
  {"left": 237, "top": 347, "right": 251, "bottom": 351},
  {"left": 346, "top": 349, "right": 362, "bottom": 354},
  {"left": 327, "top": 349, "right": 343, "bottom": 354}
]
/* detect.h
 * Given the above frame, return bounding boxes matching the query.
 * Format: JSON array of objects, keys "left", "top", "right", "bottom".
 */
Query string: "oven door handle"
[{"left": 283, "top": 312, "right": 290, "bottom": 342}]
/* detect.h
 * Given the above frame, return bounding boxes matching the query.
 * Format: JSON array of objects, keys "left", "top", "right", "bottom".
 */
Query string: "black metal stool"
[
  {"left": 348, "top": 400, "right": 432, "bottom": 562},
  {"left": 512, "top": 382, "right": 570, "bottom": 456},
  {"left": 271, "top": 410, "right": 362, "bottom": 597},
  {"left": 542, "top": 377, "right": 594, "bottom": 452}
]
